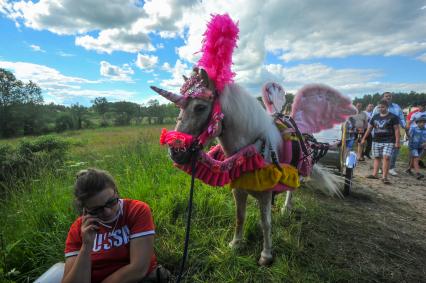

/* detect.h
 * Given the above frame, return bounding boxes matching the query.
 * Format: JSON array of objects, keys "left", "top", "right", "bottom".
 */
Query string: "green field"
[{"left": 1, "top": 126, "right": 424, "bottom": 282}]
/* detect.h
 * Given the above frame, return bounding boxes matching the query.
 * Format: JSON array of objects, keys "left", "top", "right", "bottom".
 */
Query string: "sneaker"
[
  {"left": 416, "top": 173, "right": 425, "bottom": 180},
  {"left": 405, "top": 168, "right": 413, "bottom": 175},
  {"left": 389, "top": 169, "right": 398, "bottom": 176}
]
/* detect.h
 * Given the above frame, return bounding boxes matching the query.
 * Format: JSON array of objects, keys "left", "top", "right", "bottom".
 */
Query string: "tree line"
[
  {"left": 3, "top": 67, "right": 426, "bottom": 138},
  {"left": 0, "top": 68, "right": 179, "bottom": 138},
  {"left": 352, "top": 91, "right": 426, "bottom": 110}
]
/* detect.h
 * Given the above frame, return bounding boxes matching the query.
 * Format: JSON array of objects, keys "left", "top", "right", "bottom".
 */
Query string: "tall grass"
[{"left": 1, "top": 126, "right": 425, "bottom": 282}]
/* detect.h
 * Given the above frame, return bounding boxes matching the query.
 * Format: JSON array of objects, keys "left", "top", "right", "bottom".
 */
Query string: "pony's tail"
[{"left": 307, "top": 164, "right": 343, "bottom": 198}]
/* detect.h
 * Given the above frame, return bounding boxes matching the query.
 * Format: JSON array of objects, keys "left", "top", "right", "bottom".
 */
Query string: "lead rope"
[{"left": 176, "top": 148, "right": 198, "bottom": 283}]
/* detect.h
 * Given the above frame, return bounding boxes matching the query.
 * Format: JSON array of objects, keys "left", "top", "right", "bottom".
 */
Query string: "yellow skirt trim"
[{"left": 230, "top": 164, "right": 300, "bottom": 191}]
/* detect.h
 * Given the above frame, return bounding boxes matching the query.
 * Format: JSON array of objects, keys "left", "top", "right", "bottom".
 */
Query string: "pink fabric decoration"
[
  {"left": 176, "top": 144, "right": 266, "bottom": 187},
  {"left": 160, "top": 129, "right": 194, "bottom": 151},
  {"left": 290, "top": 84, "right": 357, "bottom": 134},
  {"left": 197, "top": 99, "right": 224, "bottom": 145},
  {"left": 197, "top": 14, "right": 239, "bottom": 92}
]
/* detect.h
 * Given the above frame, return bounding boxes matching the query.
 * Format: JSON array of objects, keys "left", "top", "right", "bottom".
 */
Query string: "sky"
[{"left": 0, "top": 0, "right": 426, "bottom": 106}]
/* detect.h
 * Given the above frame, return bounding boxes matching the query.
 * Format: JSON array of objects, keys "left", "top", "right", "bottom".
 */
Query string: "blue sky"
[{"left": 1, "top": 0, "right": 426, "bottom": 106}]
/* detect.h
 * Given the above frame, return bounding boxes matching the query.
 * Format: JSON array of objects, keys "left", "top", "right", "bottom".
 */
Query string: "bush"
[
  {"left": 0, "top": 136, "right": 70, "bottom": 186},
  {"left": 55, "top": 115, "right": 74, "bottom": 133}
]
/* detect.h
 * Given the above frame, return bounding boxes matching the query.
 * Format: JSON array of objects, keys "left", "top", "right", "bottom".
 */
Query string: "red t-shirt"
[
  {"left": 407, "top": 108, "right": 419, "bottom": 125},
  {"left": 64, "top": 199, "right": 157, "bottom": 283}
]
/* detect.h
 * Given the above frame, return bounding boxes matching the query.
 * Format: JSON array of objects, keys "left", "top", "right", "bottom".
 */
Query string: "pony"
[{"left": 151, "top": 14, "right": 356, "bottom": 266}]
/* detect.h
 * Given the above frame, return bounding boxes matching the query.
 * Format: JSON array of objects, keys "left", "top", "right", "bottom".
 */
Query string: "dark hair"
[
  {"left": 382, "top": 91, "right": 392, "bottom": 97},
  {"left": 378, "top": 99, "right": 389, "bottom": 108},
  {"left": 74, "top": 168, "right": 117, "bottom": 208}
]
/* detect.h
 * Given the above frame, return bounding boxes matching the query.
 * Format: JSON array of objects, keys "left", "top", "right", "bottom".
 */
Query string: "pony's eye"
[{"left": 194, "top": 105, "right": 207, "bottom": 113}]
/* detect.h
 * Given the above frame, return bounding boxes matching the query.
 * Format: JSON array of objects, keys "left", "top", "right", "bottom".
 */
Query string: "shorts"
[
  {"left": 372, "top": 142, "right": 394, "bottom": 158},
  {"left": 410, "top": 148, "right": 424, "bottom": 157}
]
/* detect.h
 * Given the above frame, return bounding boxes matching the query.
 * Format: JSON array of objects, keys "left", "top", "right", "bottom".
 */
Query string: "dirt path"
[
  {"left": 353, "top": 159, "right": 426, "bottom": 217},
  {"left": 304, "top": 160, "right": 426, "bottom": 281}
]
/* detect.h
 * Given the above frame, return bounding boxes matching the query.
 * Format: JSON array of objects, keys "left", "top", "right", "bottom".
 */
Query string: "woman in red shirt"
[{"left": 61, "top": 168, "right": 167, "bottom": 283}]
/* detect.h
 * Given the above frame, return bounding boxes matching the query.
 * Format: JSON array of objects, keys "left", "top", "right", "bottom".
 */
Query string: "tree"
[
  {"left": 92, "top": 97, "right": 109, "bottom": 126},
  {"left": 112, "top": 101, "right": 138, "bottom": 125},
  {"left": 146, "top": 99, "right": 160, "bottom": 124},
  {"left": 70, "top": 103, "right": 87, "bottom": 130},
  {"left": 0, "top": 68, "right": 44, "bottom": 137}
]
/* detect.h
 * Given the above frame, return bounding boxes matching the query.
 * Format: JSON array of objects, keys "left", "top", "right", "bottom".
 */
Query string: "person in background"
[
  {"left": 343, "top": 116, "right": 357, "bottom": 157},
  {"left": 62, "top": 168, "right": 170, "bottom": 283},
  {"left": 363, "top": 103, "right": 375, "bottom": 159},
  {"left": 406, "top": 116, "right": 426, "bottom": 179},
  {"left": 406, "top": 101, "right": 426, "bottom": 172},
  {"left": 362, "top": 100, "right": 400, "bottom": 184},
  {"left": 351, "top": 102, "right": 369, "bottom": 161},
  {"left": 408, "top": 101, "right": 426, "bottom": 129},
  {"left": 372, "top": 92, "right": 406, "bottom": 176}
]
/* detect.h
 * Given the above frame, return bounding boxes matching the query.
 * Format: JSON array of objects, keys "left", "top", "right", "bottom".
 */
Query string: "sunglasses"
[{"left": 84, "top": 197, "right": 119, "bottom": 216}]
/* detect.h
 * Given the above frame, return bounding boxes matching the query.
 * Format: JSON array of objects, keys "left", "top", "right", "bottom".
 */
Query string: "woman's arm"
[
  {"left": 101, "top": 235, "right": 155, "bottom": 283},
  {"left": 62, "top": 215, "right": 100, "bottom": 283},
  {"left": 61, "top": 246, "right": 92, "bottom": 283}
]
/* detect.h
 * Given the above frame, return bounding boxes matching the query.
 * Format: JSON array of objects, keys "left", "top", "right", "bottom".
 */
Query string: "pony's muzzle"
[{"left": 169, "top": 147, "right": 199, "bottom": 165}]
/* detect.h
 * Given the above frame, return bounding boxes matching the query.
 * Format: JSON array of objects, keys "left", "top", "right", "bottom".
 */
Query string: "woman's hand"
[
  {"left": 395, "top": 142, "right": 400, "bottom": 148},
  {"left": 360, "top": 139, "right": 366, "bottom": 145},
  {"left": 81, "top": 215, "right": 100, "bottom": 247}
]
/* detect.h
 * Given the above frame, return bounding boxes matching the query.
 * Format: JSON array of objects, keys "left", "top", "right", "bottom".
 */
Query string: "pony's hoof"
[
  {"left": 228, "top": 239, "right": 242, "bottom": 249},
  {"left": 258, "top": 255, "right": 273, "bottom": 266}
]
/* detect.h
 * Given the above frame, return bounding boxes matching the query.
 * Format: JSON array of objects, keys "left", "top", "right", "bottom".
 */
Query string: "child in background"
[{"left": 407, "top": 116, "right": 426, "bottom": 179}]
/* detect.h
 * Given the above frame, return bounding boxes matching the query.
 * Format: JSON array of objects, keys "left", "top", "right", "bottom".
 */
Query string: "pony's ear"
[
  {"left": 199, "top": 68, "right": 215, "bottom": 91},
  {"left": 182, "top": 75, "right": 188, "bottom": 81}
]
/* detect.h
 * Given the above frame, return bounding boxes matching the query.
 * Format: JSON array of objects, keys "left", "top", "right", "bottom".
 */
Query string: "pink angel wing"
[
  {"left": 261, "top": 82, "right": 286, "bottom": 115},
  {"left": 290, "top": 83, "right": 357, "bottom": 134}
]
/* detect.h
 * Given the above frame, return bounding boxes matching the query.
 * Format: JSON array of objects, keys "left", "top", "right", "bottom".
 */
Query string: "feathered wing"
[
  {"left": 261, "top": 82, "right": 286, "bottom": 115},
  {"left": 290, "top": 83, "right": 357, "bottom": 134}
]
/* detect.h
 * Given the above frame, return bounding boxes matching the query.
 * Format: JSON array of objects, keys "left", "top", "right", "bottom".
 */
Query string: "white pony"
[{"left": 151, "top": 14, "right": 356, "bottom": 266}]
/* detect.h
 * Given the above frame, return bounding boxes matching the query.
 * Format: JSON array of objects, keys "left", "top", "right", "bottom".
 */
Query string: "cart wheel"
[{"left": 343, "top": 167, "right": 353, "bottom": 196}]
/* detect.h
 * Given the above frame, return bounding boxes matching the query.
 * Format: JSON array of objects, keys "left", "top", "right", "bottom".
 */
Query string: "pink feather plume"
[{"left": 197, "top": 14, "right": 239, "bottom": 92}]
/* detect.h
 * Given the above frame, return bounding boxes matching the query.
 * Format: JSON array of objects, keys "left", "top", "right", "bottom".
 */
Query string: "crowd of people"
[{"left": 344, "top": 92, "right": 426, "bottom": 184}]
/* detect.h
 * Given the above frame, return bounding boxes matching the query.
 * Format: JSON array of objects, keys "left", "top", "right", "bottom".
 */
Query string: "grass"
[{"left": 1, "top": 125, "right": 425, "bottom": 282}]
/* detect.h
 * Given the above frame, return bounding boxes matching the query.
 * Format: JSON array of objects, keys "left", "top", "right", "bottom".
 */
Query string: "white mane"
[{"left": 218, "top": 83, "right": 282, "bottom": 159}]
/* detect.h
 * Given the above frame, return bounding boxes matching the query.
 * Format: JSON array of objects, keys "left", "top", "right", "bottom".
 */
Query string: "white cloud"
[
  {"left": 159, "top": 59, "right": 191, "bottom": 92},
  {"left": 29, "top": 44, "right": 45, "bottom": 52},
  {"left": 0, "top": 60, "right": 137, "bottom": 104},
  {"left": 135, "top": 53, "right": 158, "bottom": 70},
  {"left": 2, "top": 0, "right": 426, "bottom": 60},
  {"left": 3, "top": 0, "right": 145, "bottom": 35},
  {"left": 100, "top": 61, "right": 134, "bottom": 82},
  {"left": 75, "top": 29, "right": 154, "bottom": 54},
  {"left": 161, "top": 62, "right": 172, "bottom": 72},
  {"left": 417, "top": 53, "right": 426, "bottom": 62},
  {"left": 233, "top": 62, "right": 426, "bottom": 98}
]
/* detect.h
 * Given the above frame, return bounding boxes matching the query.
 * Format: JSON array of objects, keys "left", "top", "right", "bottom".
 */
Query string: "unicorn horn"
[{"left": 150, "top": 86, "right": 186, "bottom": 108}]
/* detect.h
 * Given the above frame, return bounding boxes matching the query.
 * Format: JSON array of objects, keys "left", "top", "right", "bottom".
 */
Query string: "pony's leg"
[
  {"left": 257, "top": 191, "right": 273, "bottom": 266},
  {"left": 229, "top": 188, "right": 248, "bottom": 249},
  {"left": 281, "top": 191, "right": 293, "bottom": 214}
]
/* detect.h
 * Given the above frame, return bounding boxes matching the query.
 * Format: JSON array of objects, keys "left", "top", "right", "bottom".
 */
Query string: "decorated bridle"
[{"left": 152, "top": 70, "right": 224, "bottom": 151}]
